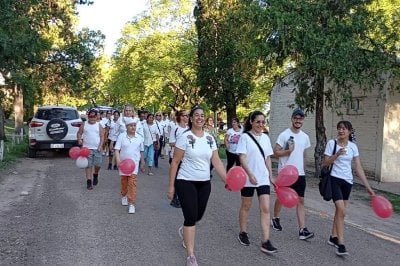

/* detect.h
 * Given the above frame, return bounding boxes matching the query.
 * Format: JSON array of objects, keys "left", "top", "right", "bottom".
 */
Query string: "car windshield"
[{"left": 35, "top": 108, "right": 79, "bottom": 120}]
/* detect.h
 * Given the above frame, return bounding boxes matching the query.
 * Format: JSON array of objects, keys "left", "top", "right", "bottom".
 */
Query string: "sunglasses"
[
  {"left": 181, "top": 114, "right": 188, "bottom": 117},
  {"left": 254, "top": 120, "right": 266, "bottom": 124}
]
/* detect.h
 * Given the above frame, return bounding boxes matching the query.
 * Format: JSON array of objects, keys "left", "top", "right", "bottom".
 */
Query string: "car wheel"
[
  {"left": 28, "top": 147, "right": 36, "bottom": 158},
  {"left": 46, "top": 118, "right": 68, "bottom": 140}
]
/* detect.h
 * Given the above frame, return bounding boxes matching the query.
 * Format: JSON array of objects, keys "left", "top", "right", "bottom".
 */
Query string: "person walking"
[
  {"left": 154, "top": 112, "right": 166, "bottom": 167},
  {"left": 143, "top": 113, "right": 159, "bottom": 176},
  {"left": 107, "top": 110, "right": 120, "bottom": 170},
  {"left": 236, "top": 110, "right": 277, "bottom": 254},
  {"left": 168, "top": 110, "right": 189, "bottom": 208},
  {"left": 271, "top": 108, "right": 314, "bottom": 240},
  {"left": 77, "top": 109, "right": 105, "bottom": 190},
  {"left": 114, "top": 117, "right": 145, "bottom": 214},
  {"left": 167, "top": 105, "right": 227, "bottom": 266},
  {"left": 224, "top": 118, "right": 242, "bottom": 171},
  {"left": 323, "top": 120, "right": 374, "bottom": 256}
]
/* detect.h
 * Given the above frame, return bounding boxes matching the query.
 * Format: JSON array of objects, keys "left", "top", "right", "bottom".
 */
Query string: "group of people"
[{"left": 76, "top": 104, "right": 375, "bottom": 266}]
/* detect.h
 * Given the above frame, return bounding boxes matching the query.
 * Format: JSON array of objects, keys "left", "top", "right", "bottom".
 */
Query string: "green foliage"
[{"left": 109, "top": 0, "right": 199, "bottom": 112}]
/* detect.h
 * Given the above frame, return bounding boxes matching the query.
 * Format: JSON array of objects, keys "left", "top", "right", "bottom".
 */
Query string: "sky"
[{"left": 77, "top": 0, "right": 148, "bottom": 55}]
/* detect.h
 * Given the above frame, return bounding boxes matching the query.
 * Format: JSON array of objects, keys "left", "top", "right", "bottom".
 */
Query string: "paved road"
[{"left": 0, "top": 152, "right": 399, "bottom": 265}]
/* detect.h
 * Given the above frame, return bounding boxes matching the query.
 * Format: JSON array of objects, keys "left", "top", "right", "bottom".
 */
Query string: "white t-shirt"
[
  {"left": 276, "top": 128, "right": 311, "bottom": 175},
  {"left": 143, "top": 122, "right": 158, "bottom": 146},
  {"left": 82, "top": 121, "right": 101, "bottom": 149},
  {"left": 155, "top": 120, "right": 166, "bottom": 138},
  {"left": 169, "top": 125, "right": 188, "bottom": 158},
  {"left": 114, "top": 132, "right": 144, "bottom": 175},
  {"left": 107, "top": 120, "right": 117, "bottom": 141},
  {"left": 236, "top": 132, "right": 274, "bottom": 187},
  {"left": 225, "top": 127, "right": 243, "bottom": 153},
  {"left": 175, "top": 130, "right": 217, "bottom": 181},
  {"left": 324, "top": 139, "right": 359, "bottom": 184}
]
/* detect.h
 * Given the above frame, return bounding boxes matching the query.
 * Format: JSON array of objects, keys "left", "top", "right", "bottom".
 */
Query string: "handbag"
[{"left": 319, "top": 140, "right": 337, "bottom": 201}]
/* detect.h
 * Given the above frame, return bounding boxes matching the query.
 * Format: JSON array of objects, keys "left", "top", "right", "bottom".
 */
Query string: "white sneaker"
[
  {"left": 121, "top": 196, "right": 128, "bottom": 206},
  {"left": 128, "top": 204, "right": 135, "bottom": 214}
]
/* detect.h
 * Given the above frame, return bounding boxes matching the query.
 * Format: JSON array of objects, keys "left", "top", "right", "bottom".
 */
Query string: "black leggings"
[
  {"left": 226, "top": 150, "right": 240, "bottom": 171},
  {"left": 176, "top": 179, "right": 211, "bottom": 226}
]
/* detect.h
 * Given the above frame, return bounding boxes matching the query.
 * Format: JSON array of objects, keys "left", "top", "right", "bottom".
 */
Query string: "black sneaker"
[
  {"left": 271, "top": 217, "right": 282, "bottom": 231},
  {"left": 299, "top": 227, "right": 314, "bottom": 240},
  {"left": 86, "top": 179, "right": 93, "bottom": 190},
  {"left": 113, "top": 165, "right": 118, "bottom": 170},
  {"left": 327, "top": 236, "right": 339, "bottom": 248},
  {"left": 237, "top": 232, "right": 250, "bottom": 246},
  {"left": 170, "top": 198, "right": 181, "bottom": 208},
  {"left": 107, "top": 164, "right": 112, "bottom": 170},
  {"left": 93, "top": 174, "right": 98, "bottom": 186},
  {"left": 260, "top": 240, "right": 277, "bottom": 254},
  {"left": 336, "top": 244, "right": 349, "bottom": 256}
]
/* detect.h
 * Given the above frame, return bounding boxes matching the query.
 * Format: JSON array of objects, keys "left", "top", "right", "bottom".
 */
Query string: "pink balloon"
[
  {"left": 371, "top": 195, "right": 393, "bottom": 219},
  {"left": 68, "top": 146, "right": 80, "bottom": 159},
  {"left": 119, "top": 159, "right": 136, "bottom": 175},
  {"left": 79, "top": 147, "right": 90, "bottom": 158},
  {"left": 226, "top": 166, "right": 247, "bottom": 191},
  {"left": 276, "top": 187, "right": 299, "bottom": 208},
  {"left": 276, "top": 165, "right": 299, "bottom": 187}
]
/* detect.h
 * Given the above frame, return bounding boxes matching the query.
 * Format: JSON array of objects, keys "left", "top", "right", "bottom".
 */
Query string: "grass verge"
[
  {"left": 353, "top": 183, "right": 400, "bottom": 215},
  {"left": 0, "top": 121, "right": 28, "bottom": 169}
]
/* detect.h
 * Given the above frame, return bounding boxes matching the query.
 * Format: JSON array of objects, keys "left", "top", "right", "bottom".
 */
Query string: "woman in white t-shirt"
[
  {"left": 224, "top": 117, "right": 242, "bottom": 171},
  {"left": 235, "top": 110, "right": 277, "bottom": 254},
  {"left": 167, "top": 105, "right": 227, "bottom": 266},
  {"left": 323, "top": 121, "right": 374, "bottom": 256}
]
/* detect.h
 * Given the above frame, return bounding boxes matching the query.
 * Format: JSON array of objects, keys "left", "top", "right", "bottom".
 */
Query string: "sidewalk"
[
  {"left": 302, "top": 163, "right": 400, "bottom": 195},
  {"left": 268, "top": 161, "right": 400, "bottom": 245}
]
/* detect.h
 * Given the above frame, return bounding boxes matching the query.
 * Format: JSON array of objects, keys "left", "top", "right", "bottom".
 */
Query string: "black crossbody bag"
[{"left": 319, "top": 140, "right": 337, "bottom": 201}]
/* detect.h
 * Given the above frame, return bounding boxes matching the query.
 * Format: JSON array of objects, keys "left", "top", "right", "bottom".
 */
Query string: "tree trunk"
[
  {"left": 314, "top": 74, "right": 327, "bottom": 178},
  {"left": 0, "top": 107, "right": 6, "bottom": 141},
  {"left": 14, "top": 84, "right": 24, "bottom": 134},
  {"left": 226, "top": 103, "right": 237, "bottom": 129}
]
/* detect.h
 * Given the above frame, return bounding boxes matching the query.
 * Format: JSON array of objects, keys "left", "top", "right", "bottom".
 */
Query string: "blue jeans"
[{"left": 144, "top": 144, "right": 155, "bottom": 167}]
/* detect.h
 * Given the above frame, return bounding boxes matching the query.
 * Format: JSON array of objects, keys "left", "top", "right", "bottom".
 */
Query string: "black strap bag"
[{"left": 319, "top": 140, "right": 337, "bottom": 201}]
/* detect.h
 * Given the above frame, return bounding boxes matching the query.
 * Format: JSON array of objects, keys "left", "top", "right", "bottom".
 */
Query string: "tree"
[
  {"left": 194, "top": 0, "right": 270, "bottom": 125},
  {"left": 109, "top": 0, "right": 199, "bottom": 112},
  {"left": 262, "top": 0, "right": 400, "bottom": 176}
]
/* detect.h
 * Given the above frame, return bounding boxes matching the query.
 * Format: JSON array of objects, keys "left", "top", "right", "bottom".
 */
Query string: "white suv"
[{"left": 28, "top": 105, "right": 83, "bottom": 158}]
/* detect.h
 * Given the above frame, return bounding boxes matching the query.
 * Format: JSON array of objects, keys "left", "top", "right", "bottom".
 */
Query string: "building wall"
[
  {"left": 381, "top": 82, "right": 400, "bottom": 182},
  {"left": 269, "top": 75, "right": 390, "bottom": 181}
]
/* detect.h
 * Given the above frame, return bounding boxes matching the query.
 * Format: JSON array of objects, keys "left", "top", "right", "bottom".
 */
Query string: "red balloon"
[
  {"left": 371, "top": 195, "right": 393, "bottom": 219},
  {"left": 79, "top": 147, "right": 90, "bottom": 158},
  {"left": 226, "top": 166, "right": 247, "bottom": 191},
  {"left": 276, "top": 165, "right": 299, "bottom": 187},
  {"left": 68, "top": 146, "right": 81, "bottom": 159},
  {"left": 276, "top": 187, "right": 299, "bottom": 208},
  {"left": 119, "top": 159, "right": 136, "bottom": 175}
]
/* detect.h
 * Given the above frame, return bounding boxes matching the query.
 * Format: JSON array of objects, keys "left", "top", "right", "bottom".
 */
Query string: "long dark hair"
[
  {"left": 243, "top": 111, "right": 265, "bottom": 132},
  {"left": 188, "top": 105, "right": 203, "bottom": 129},
  {"left": 337, "top": 120, "right": 355, "bottom": 142}
]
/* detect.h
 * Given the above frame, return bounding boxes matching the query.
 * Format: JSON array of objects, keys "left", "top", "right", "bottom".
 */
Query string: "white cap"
[{"left": 124, "top": 117, "right": 136, "bottom": 126}]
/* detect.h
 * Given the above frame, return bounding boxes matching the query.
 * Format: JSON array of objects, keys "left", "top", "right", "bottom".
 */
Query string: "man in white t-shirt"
[{"left": 271, "top": 108, "right": 314, "bottom": 240}]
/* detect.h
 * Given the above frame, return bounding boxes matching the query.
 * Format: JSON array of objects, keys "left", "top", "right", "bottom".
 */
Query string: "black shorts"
[
  {"left": 241, "top": 185, "right": 270, "bottom": 197},
  {"left": 290, "top": 175, "right": 306, "bottom": 197},
  {"left": 331, "top": 176, "right": 352, "bottom": 201}
]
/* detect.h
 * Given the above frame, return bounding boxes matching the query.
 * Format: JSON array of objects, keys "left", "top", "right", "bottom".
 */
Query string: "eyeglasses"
[
  {"left": 181, "top": 114, "right": 188, "bottom": 117},
  {"left": 254, "top": 120, "right": 266, "bottom": 124}
]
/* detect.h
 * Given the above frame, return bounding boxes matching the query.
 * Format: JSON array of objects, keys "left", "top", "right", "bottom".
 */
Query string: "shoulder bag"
[{"left": 319, "top": 140, "right": 337, "bottom": 201}]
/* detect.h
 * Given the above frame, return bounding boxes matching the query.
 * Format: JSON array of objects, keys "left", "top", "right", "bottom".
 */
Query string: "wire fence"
[{"left": 0, "top": 131, "right": 26, "bottom": 161}]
